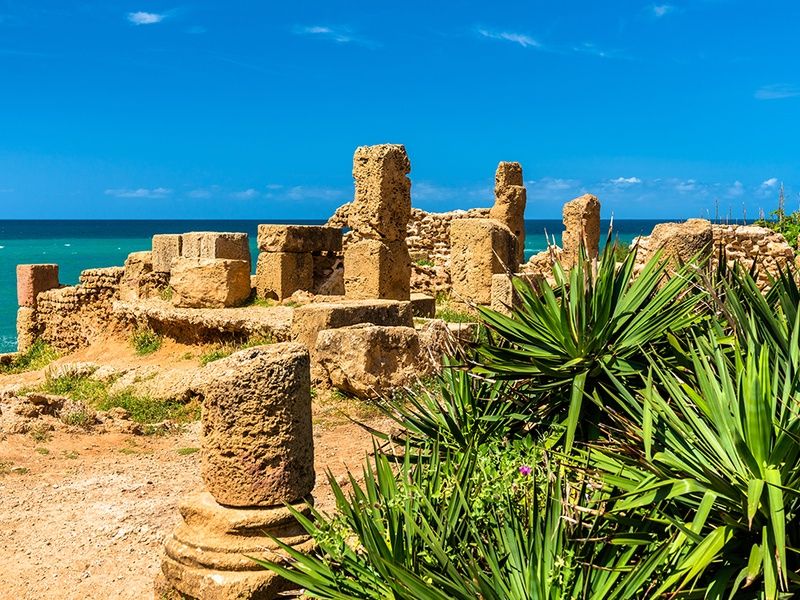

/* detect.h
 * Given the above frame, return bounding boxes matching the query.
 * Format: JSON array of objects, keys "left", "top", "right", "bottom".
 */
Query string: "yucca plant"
[
  {"left": 475, "top": 239, "right": 705, "bottom": 450},
  {"left": 593, "top": 334, "right": 800, "bottom": 598}
]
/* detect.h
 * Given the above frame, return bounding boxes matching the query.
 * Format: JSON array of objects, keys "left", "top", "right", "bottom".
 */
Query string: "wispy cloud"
[
  {"left": 105, "top": 187, "right": 172, "bottom": 199},
  {"left": 755, "top": 84, "right": 800, "bottom": 100},
  {"left": 293, "top": 25, "right": 373, "bottom": 46},
  {"left": 609, "top": 176, "right": 642, "bottom": 186},
  {"left": 127, "top": 11, "right": 165, "bottom": 26},
  {"left": 761, "top": 177, "right": 779, "bottom": 189},
  {"left": 232, "top": 188, "right": 259, "bottom": 200},
  {"left": 477, "top": 28, "right": 540, "bottom": 48},
  {"left": 652, "top": 4, "right": 675, "bottom": 18}
]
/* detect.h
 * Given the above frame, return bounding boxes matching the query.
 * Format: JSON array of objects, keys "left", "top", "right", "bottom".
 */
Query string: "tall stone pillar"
[
  {"left": 156, "top": 343, "right": 316, "bottom": 600},
  {"left": 489, "top": 162, "right": 526, "bottom": 267},
  {"left": 344, "top": 144, "right": 412, "bottom": 300},
  {"left": 15, "top": 264, "right": 59, "bottom": 352},
  {"left": 561, "top": 194, "right": 601, "bottom": 269}
]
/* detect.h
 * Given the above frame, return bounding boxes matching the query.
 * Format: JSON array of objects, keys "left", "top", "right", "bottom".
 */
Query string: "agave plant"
[
  {"left": 593, "top": 334, "right": 800, "bottom": 598},
  {"left": 475, "top": 239, "right": 705, "bottom": 450}
]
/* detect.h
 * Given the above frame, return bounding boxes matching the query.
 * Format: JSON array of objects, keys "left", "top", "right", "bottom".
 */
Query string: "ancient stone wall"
[
  {"left": 36, "top": 267, "right": 125, "bottom": 352},
  {"left": 711, "top": 224, "right": 797, "bottom": 286}
]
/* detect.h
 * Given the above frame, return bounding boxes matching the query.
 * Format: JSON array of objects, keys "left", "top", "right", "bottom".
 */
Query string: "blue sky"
[{"left": 0, "top": 1, "right": 798, "bottom": 220}]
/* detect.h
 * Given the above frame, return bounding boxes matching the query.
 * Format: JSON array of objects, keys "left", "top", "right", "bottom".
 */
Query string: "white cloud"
[
  {"left": 652, "top": 4, "right": 674, "bottom": 18},
  {"left": 726, "top": 181, "right": 745, "bottom": 197},
  {"left": 755, "top": 84, "right": 800, "bottom": 100},
  {"left": 187, "top": 188, "right": 212, "bottom": 199},
  {"left": 477, "top": 28, "right": 540, "bottom": 48},
  {"left": 610, "top": 176, "right": 642, "bottom": 186},
  {"left": 293, "top": 25, "right": 358, "bottom": 44},
  {"left": 105, "top": 187, "right": 172, "bottom": 199},
  {"left": 127, "top": 11, "right": 165, "bottom": 25},
  {"left": 761, "top": 177, "right": 779, "bottom": 189},
  {"left": 232, "top": 188, "right": 259, "bottom": 200},
  {"left": 675, "top": 179, "right": 698, "bottom": 193}
]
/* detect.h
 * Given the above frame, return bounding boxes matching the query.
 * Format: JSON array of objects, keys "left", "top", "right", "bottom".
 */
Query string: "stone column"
[
  {"left": 15, "top": 264, "right": 59, "bottom": 352},
  {"left": 561, "top": 194, "right": 601, "bottom": 269},
  {"left": 156, "top": 343, "right": 316, "bottom": 600},
  {"left": 344, "top": 144, "right": 412, "bottom": 300},
  {"left": 449, "top": 218, "right": 516, "bottom": 306},
  {"left": 489, "top": 162, "right": 526, "bottom": 267}
]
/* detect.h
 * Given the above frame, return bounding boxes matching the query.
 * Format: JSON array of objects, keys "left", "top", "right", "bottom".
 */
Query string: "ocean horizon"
[{"left": 0, "top": 218, "right": 675, "bottom": 353}]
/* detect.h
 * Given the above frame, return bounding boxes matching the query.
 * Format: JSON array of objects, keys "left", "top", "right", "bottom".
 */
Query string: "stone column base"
[{"left": 155, "top": 490, "right": 314, "bottom": 600}]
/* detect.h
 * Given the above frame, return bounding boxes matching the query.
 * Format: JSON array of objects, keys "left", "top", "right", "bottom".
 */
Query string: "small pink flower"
[{"left": 518, "top": 465, "right": 532, "bottom": 476}]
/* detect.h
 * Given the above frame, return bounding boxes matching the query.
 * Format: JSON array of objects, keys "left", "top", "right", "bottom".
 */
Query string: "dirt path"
[{"left": 0, "top": 416, "right": 388, "bottom": 599}]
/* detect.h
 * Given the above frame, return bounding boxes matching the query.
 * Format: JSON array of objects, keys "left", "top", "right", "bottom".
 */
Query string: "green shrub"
[
  {"left": 131, "top": 327, "right": 162, "bottom": 355},
  {"left": 159, "top": 286, "right": 174, "bottom": 301},
  {"left": 414, "top": 258, "right": 435, "bottom": 267},
  {"left": 0, "top": 339, "right": 58, "bottom": 374}
]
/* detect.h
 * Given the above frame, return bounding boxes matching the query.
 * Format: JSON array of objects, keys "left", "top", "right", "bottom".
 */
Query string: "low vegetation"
[
  {"left": 35, "top": 373, "right": 199, "bottom": 425},
  {"left": 434, "top": 293, "right": 477, "bottom": 324},
  {"left": 198, "top": 335, "right": 276, "bottom": 366},
  {"left": 257, "top": 239, "right": 800, "bottom": 598},
  {"left": 414, "top": 258, "right": 435, "bottom": 267},
  {"left": 0, "top": 339, "right": 58, "bottom": 374},
  {"left": 130, "top": 327, "right": 163, "bottom": 356}
]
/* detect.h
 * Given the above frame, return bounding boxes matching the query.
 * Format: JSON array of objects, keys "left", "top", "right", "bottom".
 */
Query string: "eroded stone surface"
[
  {"left": 182, "top": 232, "right": 251, "bottom": 269},
  {"left": 152, "top": 234, "right": 183, "bottom": 274},
  {"left": 344, "top": 238, "right": 410, "bottom": 300},
  {"left": 255, "top": 252, "right": 312, "bottom": 301},
  {"left": 16, "top": 307, "right": 38, "bottom": 353},
  {"left": 634, "top": 218, "right": 713, "bottom": 267},
  {"left": 170, "top": 259, "right": 251, "bottom": 309},
  {"left": 119, "top": 251, "right": 167, "bottom": 303},
  {"left": 490, "top": 162, "right": 526, "bottom": 266},
  {"left": 316, "top": 324, "right": 423, "bottom": 398},
  {"left": 490, "top": 272, "right": 543, "bottom": 316},
  {"left": 450, "top": 218, "right": 515, "bottom": 305},
  {"left": 562, "top": 194, "right": 601, "bottom": 268},
  {"left": 197, "top": 344, "right": 314, "bottom": 507},
  {"left": 257, "top": 225, "right": 342, "bottom": 254},
  {"left": 349, "top": 144, "right": 411, "bottom": 242},
  {"left": 16, "top": 264, "right": 59, "bottom": 308}
]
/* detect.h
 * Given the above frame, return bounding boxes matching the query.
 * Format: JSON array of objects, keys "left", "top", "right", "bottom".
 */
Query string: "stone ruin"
[{"left": 155, "top": 343, "right": 315, "bottom": 599}]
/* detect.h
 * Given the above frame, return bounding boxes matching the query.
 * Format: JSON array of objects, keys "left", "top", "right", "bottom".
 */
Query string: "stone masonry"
[
  {"left": 489, "top": 162, "right": 527, "bottom": 267},
  {"left": 344, "top": 144, "right": 412, "bottom": 300},
  {"left": 450, "top": 218, "right": 516, "bottom": 306},
  {"left": 255, "top": 225, "right": 343, "bottom": 301},
  {"left": 156, "top": 343, "right": 315, "bottom": 600},
  {"left": 561, "top": 194, "right": 601, "bottom": 269},
  {"left": 15, "top": 264, "right": 60, "bottom": 352}
]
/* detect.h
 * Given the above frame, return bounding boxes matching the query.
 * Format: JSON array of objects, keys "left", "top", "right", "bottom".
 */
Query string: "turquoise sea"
[{"left": 0, "top": 219, "right": 667, "bottom": 353}]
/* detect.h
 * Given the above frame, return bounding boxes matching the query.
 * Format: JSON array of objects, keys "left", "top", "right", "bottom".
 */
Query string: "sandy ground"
[{"left": 0, "top": 340, "right": 392, "bottom": 600}]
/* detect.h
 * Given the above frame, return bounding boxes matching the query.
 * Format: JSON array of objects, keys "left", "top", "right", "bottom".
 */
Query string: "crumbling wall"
[
  {"left": 37, "top": 267, "right": 125, "bottom": 352},
  {"left": 711, "top": 224, "right": 797, "bottom": 286}
]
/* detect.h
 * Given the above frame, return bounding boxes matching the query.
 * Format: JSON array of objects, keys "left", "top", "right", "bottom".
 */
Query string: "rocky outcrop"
[{"left": 633, "top": 218, "right": 713, "bottom": 268}]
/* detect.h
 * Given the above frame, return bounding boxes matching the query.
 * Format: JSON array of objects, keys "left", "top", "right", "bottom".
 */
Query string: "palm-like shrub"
[
  {"left": 476, "top": 241, "right": 705, "bottom": 449},
  {"left": 594, "top": 335, "right": 800, "bottom": 598}
]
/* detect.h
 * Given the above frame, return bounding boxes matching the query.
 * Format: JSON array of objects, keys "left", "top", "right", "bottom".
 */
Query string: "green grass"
[
  {"left": 414, "top": 258, "right": 435, "bottom": 267},
  {"left": 29, "top": 423, "right": 52, "bottom": 443},
  {"left": 0, "top": 462, "right": 29, "bottom": 476},
  {"left": 35, "top": 447, "right": 50, "bottom": 455},
  {"left": 436, "top": 306, "right": 476, "bottom": 323},
  {"left": 62, "top": 451, "right": 79, "bottom": 460},
  {"left": 176, "top": 447, "right": 199, "bottom": 456},
  {"left": 0, "top": 339, "right": 58, "bottom": 374},
  {"left": 131, "top": 327, "right": 162, "bottom": 356},
  {"left": 34, "top": 374, "right": 200, "bottom": 427},
  {"left": 248, "top": 297, "right": 276, "bottom": 308},
  {"left": 159, "top": 286, "right": 174, "bottom": 301},
  {"left": 198, "top": 335, "right": 276, "bottom": 366}
]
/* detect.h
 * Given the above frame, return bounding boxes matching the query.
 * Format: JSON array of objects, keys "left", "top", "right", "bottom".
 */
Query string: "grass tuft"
[
  {"left": 131, "top": 327, "right": 162, "bottom": 356},
  {"left": 176, "top": 447, "right": 199, "bottom": 456},
  {"left": 0, "top": 339, "right": 58, "bottom": 374}
]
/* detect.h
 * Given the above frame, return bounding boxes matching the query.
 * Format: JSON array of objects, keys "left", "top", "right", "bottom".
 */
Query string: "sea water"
[{"left": 0, "top": 219, "right": 665, "bottom": 353}]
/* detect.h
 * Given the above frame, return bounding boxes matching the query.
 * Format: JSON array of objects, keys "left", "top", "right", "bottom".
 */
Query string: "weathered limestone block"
[
  {"left": 640, "top": 218, "right": 713, "bottom": 267},
  {"left": 255, "top": 252, "right": 313, "bottom": 301},
  {"left": 152, "top": 234, "right": 183, "bottom": 274},
  {"left": 170, "top": 259, "right": 251, "bottom": 309},
  {"left": 16, "top": 264, "right": 59, "bottom": 308},
  {"left": 490, "top": 272, "right": 543, "bottom": 316},
  {"left": 257, "top": 225, "right": 342, "bottom": 253},
  {"left": 312, "top": 253, "right": 344, "bottom": 296},
  {"left": 450, "top": 218, "right": 516, "bottom": 306},
  {"left": 410, "top": 292, "right": 436, "bottom": 318},
  {"left": 197, "top": 344, "right": 314, "bottom": 507},
  {"left": 562, "top": 194, "right": 601, "bottom": 268},
  {"left": 316, "top": 324, "right": 423, "bottom": 398},
  {"left": 344, "top": 238, "right": 411, "bottom": 300},
  {"left": 182, "top": 232, "right": 251, "bottom": 269},
  {"left": 349, "top": 144, "right": 411, "bottom": 241},
  {"left": 291, "top": 299, "right": 414, "bottom": 353},
  {"left": 119, "top": 251, "right": 154, "bottom": 303},
  {"left": 157, "top": 491, "right": 314, "bottom": 600},
  {"left": 490, "top": 162, "right": 527, "bottom": 266},
  {"left": 16, "top": 307, "right": 39, "bottom": 353}
]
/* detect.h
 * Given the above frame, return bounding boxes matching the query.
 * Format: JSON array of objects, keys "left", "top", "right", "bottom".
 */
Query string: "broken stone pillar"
[
  {"left": 152, "top": 234, "right": 183, "bottom": 274},
  {"left": 638, "top": 218, "right": 713, "bottom": 267},
  {"left": 119, "top": 251, "right": 168, "bottom": 302},
  {"left": 490, "top": 272, "right": 543, "bottom": 316},
  {"left": 157, "top": 343, "right": 315, "bottom": 600},
  {"left": 344, "top": 144, "right": 412, "bottom": 300},
  {"left": 170, "top": 258, "right": 252, "bottom": 308},
  {"left": 16, "top": 264, "right": 59, "bottom": 308},
  {"left": 15, "top": 264, "right": 59, "bottom": 353},
  {"left": 489, "top": 162, "right": 527, "bottom": 267},
  {"left": 450, "top": 218, "right": 516, "bottom": 306},
  {"left": 562, "top": 194, "right": 601, "bottom": 269},
  {"left": 255, "top": 225, "right": 343, "bottom": 300}
]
